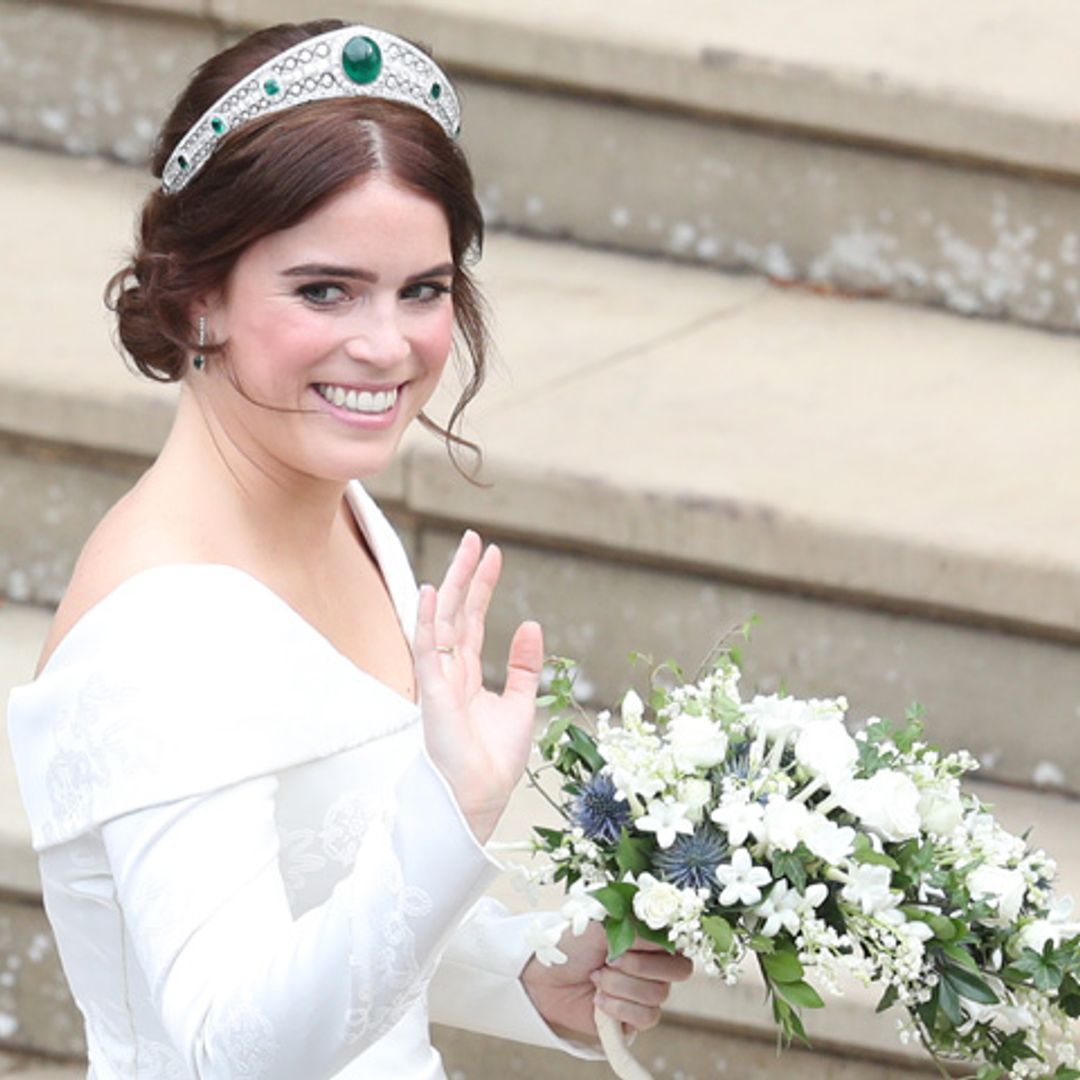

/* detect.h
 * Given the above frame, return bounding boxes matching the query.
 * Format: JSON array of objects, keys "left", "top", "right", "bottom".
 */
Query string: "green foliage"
[
  {"left": 614, "top": 829, "right": 652, "bottom": 876},
  {"left": 702, "top": 915, "right": 733, "bottom": 953}
]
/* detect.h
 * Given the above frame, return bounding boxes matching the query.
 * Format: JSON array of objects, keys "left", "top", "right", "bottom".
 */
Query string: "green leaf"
[
  {"left": 615, "top": 829, "right": 651, "bottom": 876},
  {"left": 533, "top": 826, "right": 564, "bottom": 848},
  {"left": 852, "top": 833, "right": 900, "bottom": 870},
  {"left": 943, "top": 965, "right": 999, "bottom": 1005},
  {"left": 567, "top": 726, "right": 604, "bottom": 772},
  {"left": 875, "top": 984, "right": 899, "bottom": 1014},
  {"left": 775, "top": 979, "right": 825, "bottom": 1009},
  {"left": 761, "top": 948, "right": 804, "bottom": 984},
  {"left": 629, "top": 915, "right": 676, "bottom": 953},
  {"left": 748, "top": 934, "right": 775, "bottom": 953},
  {"left": 926, "top": 914, "right": 957, "bottom": 941},
  {"left": 702, "top": 915, "right": 734, "bottom": 953},
  {"left": 590, "top": 883, "right": 635, "bottom": 921},
  {"left": 1053, "top": 1068, "right": 1080, "bottom": 1080},
  {"left": 605, "top": 917, "right": 636, "bottom": 962},
  {"left": 771, "top": 850, "right": 808, "bottom": 893},
  {"left": 938, "top": 941, "right": 979, "bottom": 973},
  {"left": 936, "top": 976, "right": 962, "bottom": 1027}
]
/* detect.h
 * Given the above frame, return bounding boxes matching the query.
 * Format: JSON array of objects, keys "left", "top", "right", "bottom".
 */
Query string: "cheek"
[{"left": 415, "top": 309, "right": 456, "bottom": 374}]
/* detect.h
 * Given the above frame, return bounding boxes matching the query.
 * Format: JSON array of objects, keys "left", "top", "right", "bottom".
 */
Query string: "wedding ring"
[{"left": 435, "top": 645, "right": 456, "bottom": 656}]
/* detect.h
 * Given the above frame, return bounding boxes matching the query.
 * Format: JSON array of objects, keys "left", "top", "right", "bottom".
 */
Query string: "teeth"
[{"left": 317, "top": 384, "right": 398, "bottom": 414}]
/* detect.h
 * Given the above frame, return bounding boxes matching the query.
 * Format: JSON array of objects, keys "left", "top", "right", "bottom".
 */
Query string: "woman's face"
[{"left": 200, "top": 173, "right": 455, "bottom": 483}]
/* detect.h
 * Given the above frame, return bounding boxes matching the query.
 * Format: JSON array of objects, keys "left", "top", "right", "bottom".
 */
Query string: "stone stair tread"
[
  {"left": 239, "top": 0, "right": 1080, "bottom": 175},
  {"left": 2, "top": 141, "right": 1078, "bottom": 635}
]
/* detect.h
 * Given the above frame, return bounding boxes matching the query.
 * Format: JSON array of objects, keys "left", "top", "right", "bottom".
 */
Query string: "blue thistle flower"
[
  {"left": 653, "top": 824, "right": 729, "bottom": 894},
  {"left": 572, "top": 774, "right": 631, "bottom": 843},
  {"left": 720, "top": 742, "right": 752, "bottom": 781}
]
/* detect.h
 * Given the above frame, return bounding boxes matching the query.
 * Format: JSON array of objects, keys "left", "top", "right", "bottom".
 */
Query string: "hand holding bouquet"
[{"left": 524, "top": 643, "right": 1080, "bottom": 1080}]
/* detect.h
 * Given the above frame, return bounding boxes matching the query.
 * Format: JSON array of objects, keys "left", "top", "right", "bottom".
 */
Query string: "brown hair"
[{"left": 105, "top": 19, "right": 487, "bottom": 473}]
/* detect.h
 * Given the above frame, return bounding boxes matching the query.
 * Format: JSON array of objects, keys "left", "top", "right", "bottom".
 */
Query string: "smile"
[{"left": 314, "top": 383, "right": 399, "bottom": 415}]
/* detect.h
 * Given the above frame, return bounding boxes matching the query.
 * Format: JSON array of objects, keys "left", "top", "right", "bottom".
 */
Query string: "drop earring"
[{"left": 193, "top": 315, "right": 207, "bottom": 371}]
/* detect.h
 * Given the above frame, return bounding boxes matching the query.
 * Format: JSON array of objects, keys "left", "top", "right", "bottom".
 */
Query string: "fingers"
[
  {"left": 591, "top": 945, "right": 694, "bottom": 1033},
  {"left": 593, "top": 990, "right": 662, "bottom": 1033},
  {"left": 435, "top": 530, "right": 483, "bottom": 647},
  {"left": 503, "top": 619, "right": 543, "bottom": 703},
  {"left": 609, "top": 946, "right": 694, "bottom": 983}
]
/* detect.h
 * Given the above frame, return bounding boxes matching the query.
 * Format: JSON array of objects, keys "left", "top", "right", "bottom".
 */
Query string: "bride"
[{"left": 6, "top": 17, "right": 690, "bottom": 1080}]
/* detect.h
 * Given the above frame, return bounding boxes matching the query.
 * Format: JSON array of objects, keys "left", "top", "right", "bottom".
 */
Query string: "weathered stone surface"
[
  {"left": 418, "top": 529, "right": 1080, "bottom": 794},
  {"left": 0, "top": 449, "right": 137, "bottom": 607},
  {"left": 0, "top": 901, "right": 83, "bottom": 1059},
  {"left": 0, "top": 1, "right": 217, "bottom": 164},
  {"left": 432, "top": 1020, "right": 942, "bottom": 1079},
  {"left": 461, "top": 77, "right": 1080, "bottom": 332}
]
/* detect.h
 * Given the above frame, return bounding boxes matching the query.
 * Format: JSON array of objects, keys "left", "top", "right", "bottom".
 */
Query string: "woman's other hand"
[
  {"left": 521, "top": 923, "right": 694, "bottom": 1040},
  {"left": 414, "top": 530, "right": 543, "bottom": 842}
]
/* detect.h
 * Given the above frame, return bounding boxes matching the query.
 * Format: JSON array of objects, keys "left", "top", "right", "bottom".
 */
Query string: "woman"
[{"left": 7, "top": 18, "right": 690, "bottom": 1080}]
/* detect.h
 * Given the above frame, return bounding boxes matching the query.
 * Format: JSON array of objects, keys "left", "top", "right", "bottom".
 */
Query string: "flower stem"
[{"left": 526, "top": 765, "right": 571, "bottom": 821}]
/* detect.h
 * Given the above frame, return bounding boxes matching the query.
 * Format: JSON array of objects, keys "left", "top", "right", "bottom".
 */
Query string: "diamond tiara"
[{"left": 161, "top": 25, "right": 461, "bottom": 195}]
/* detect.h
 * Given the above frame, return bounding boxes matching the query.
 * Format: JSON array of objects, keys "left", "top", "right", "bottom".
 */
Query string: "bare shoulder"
[{"left": 35, "top": 483, "right": 189, "bottom": 675}]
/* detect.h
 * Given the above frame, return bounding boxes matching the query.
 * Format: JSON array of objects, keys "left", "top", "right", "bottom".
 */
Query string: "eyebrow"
[{"left": 281, "top": 261, "right": 455, "bottom": 284}]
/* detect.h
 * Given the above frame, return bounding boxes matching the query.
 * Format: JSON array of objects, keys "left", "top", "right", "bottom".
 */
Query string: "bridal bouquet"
[{"left": 523, "top": 643, "right": 1080, "bottom": 1080}]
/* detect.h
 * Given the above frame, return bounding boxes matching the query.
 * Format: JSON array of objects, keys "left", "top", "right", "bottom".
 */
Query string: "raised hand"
[{"left": 414, "top": 530, "right": 543, "bottom": 843}]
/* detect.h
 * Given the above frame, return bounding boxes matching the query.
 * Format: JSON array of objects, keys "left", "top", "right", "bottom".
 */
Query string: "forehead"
[{"left": 247, "top": 173, "right": 452, "bottom": 265}]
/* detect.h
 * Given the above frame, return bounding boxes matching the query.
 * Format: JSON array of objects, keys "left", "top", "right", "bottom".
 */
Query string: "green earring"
[{"left": 193, "top": 315, "right": 207, "bottom": 371}]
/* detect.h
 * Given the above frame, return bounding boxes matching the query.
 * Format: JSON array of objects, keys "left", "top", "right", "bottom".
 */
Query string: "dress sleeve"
[
  {"left": 101, "top": 748, "right": 498, "bottom": 1080},
  {"left": 429, "top": 898, "right": 605, "bottom": 1060}
]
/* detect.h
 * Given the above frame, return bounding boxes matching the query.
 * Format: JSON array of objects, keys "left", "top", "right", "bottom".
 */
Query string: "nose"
[{"left": 343, "top": 299, "right": 411, "bottom": 368}]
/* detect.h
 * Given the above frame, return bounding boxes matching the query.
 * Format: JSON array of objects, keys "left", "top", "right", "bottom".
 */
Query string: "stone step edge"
[
  {"left": 1, "top": 387, "right": 1076, "bottom": 644},
  {"left": 99, "top": 0, "right": 1080, "bottom": 180}
]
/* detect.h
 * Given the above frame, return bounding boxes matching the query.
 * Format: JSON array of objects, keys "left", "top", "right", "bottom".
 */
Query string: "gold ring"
[{"left": 435, "top": 645, "right": 456, "bottom": 656}]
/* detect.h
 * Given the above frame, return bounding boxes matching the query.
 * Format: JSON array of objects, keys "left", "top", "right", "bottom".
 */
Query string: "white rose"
[
  {"left": 838, "top": 770, "right": 922, "bottom": 843},
  {"left": 668, "top": 714, "right": 728, "bottom": 772},
  {"left": 917, "top": 780, "right": 964, "bottom": 836},
  {"left": 794, "top": 718, "right": 858, "bottom": 784},
  {"left": 759, "top": 795, "right": 811, "bottom": 852},
  {"left": 677, "top": 777, "right": 714, "bottom": 823},
  {"left": 968, "top": 865, "right": 1027, "bottom": 926},
  {"left": 633, "top": 873, "right": 683, "bottom": 931}
]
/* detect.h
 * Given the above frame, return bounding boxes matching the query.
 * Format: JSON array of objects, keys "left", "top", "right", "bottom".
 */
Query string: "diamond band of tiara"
[{"left": 161, "top": 26, "right": 461, "bottom": 195}]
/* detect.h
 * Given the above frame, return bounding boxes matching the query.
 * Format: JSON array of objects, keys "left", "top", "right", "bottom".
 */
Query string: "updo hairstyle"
[{"left": 105, "top": 19, "right": 488, "bottom": 468}]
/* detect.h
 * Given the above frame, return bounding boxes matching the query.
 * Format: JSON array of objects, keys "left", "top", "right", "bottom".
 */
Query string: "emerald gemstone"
[
  {"left": 430, "top": 82, "right": 441, "bottom": 100},
  {"left": 263, "top": 77, "right": 281, "bottom": 97},
  {"left": 211, "top": 116, "right": 226, "bottom": 135},
  {"left": 342, "top": 35, "right": 382, "bottom": 85},
  {"left": 177, "top": 154, "right": 189, "bottom": 170}
]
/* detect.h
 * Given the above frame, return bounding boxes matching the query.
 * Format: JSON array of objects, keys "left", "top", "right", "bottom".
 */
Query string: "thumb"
[{"left": 502, "top": 620, "right": 543, "bottom": 704}]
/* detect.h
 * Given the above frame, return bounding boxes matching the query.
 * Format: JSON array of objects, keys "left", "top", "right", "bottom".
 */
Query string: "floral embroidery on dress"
[{"left": 207, "top": 996, "right": 278, "bottom": 1078}]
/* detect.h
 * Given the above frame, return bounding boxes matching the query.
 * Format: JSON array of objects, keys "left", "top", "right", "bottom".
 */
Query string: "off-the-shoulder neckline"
[{"left": 29, "top": 484, "right": 419, "bottom": 710}]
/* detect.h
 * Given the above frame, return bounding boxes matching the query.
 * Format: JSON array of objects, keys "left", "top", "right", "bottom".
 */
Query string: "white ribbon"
[{"left": 595, "top": 1004, "right": 655, "bottom": 1080}]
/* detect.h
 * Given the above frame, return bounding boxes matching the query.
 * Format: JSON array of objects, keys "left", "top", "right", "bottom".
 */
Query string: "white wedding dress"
[{"left": 7, "top": 483, "right": 592, "bottom": 1079}]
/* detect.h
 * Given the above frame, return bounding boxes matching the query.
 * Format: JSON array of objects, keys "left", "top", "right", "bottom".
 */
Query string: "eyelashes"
[{"left": 296, "top": 281, "right": 453, "bottom": 306}]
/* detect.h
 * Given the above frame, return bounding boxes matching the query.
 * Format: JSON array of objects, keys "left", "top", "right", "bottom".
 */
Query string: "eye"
[
  {"left": 402, "top": 281, "right": 452, "bottom": 303},
  {"left": 298, "top": 282, "right": 349, "bottom": 305}
]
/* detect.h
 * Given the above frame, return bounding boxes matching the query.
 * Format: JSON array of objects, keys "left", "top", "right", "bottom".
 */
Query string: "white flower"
[
  {"left": 841, "top": 863, "right": 898, "bottom": 915},
  {"left": 800, "top": 812, "right": 856, "bottom": 865},
  {"left": 526, "top": 917, "right": 569, "bottom": 966},
  {"left": 961, "top": 996, "right": 1034, "bottom": 1036},
  {"left": 633, "top": 873, "right": 684, "bottom": 931},
  {"left": 710, "top": 796, "right": 764, "bottom": 847},
  {"left": 636, "top": 797, "right": 695, "bottom": 849},
  {"left": 755, "top": 880, "right": 828, "bottom": 937},
  {"left": 621, "top": 689, "right": 645, "bottom": 725},
  {"left": 677, "top": 777, "right": 713, "bottom": 823},
  {"left": 667, "top": 713, "right": 729, "bottom": 772},
  {"left": 1012, "top": 905, "right": 1080, "bottom": 956},
  {"left": 758, "top": 795, "right": 811, "bottom": 853},
  {"left": 967, "top": 865, "right": 1027, "bottom": 925},
  {"left": 560, "top": 880, "right": 607, "bottom": 937},
  {"left": 794, "top": 718, "right": 858, "bottom": 785},
  {"left": 742, "top": 695, "right": 815, "bottom": 740},
  {"left": 917, "top": 779, "right": 964, "bottom": 836},
  {"left": 838, "top": 770, "right": 922, "bottom": 842},
  {"left": 715, "top": 848, "right": 772, "bottom": 907}
]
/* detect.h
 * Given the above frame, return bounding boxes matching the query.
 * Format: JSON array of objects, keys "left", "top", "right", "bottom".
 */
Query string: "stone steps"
[{"left": 6, "top": 0, "right": 1080, "bottom": 329}]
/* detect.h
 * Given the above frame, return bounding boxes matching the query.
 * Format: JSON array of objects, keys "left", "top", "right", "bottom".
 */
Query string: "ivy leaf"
[
  {"left": 702, "top": 915, "right": 734, "bottom": 953},
  {"left": 771, "top": 849, "right": 808, "bottom": 893},
  {"left": 774, "top": 979, "right": 825, "bottom": 1009},
  {"left": 605, "top": 917, "right": 636, "bottom": 962},
  {"left": 615, "top": 830, "right": 652, "bottom": 876},
  {"left": 936, "top": 976, "right": 962, "bottom": 1027},
  {"left": 590, "top": 883, "right": 635, "bottom": 921},
  {"left": 852, "top": 833, "right": 900, "bottom": 871},
  {"left": 761, "top": 948, "right": 804, "bottom": 984},
  {"left": 943, "top": 964, "right": 999, "bottom": 1005}
]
